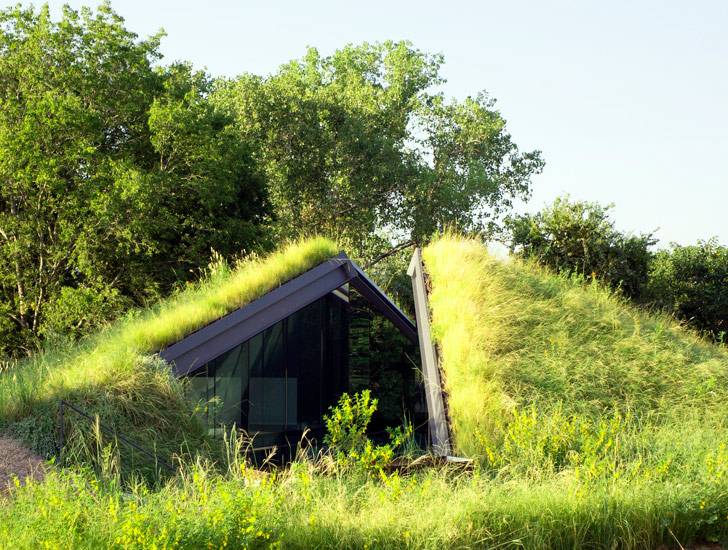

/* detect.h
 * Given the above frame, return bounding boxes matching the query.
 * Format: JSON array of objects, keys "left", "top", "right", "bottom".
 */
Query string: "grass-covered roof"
[
  {"left": 423, "top": 233, "right": 728, "bottom": 462},
  {"left": 0, "top": 237, "right": 339, "bottom": 462}
]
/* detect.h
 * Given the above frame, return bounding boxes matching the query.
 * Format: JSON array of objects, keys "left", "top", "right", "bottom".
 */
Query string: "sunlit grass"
[
  {"left": 1, "top": 450, "right": 726, "bottom": 549},
  {"left": 2, "top": 233, "right": 728, "bottom": 548},
  {"left": 423, "top": 233, "right": 728, "bottom": 458},
  {"left": 418, "top": 233, "right": 728, "bottom": 546},
  {"left": 0, "top": 237, "right": 340, "bottom": 459}
]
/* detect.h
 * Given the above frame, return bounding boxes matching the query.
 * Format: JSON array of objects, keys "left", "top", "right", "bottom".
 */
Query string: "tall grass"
[
  {"left": 0, "top": 237, "right": 340, "bottom": 461},
  {"left": 1, "top": 447, "right": 726, "bottom": 549},
  {"left": 2, "top": 233, "right": 728, "bottom": 548},
  {"left": 423, "top": 234, "right": 728, "bottom": 458},
  {"left": 419, "top": 234, "right": 728, "bottom": 546}
]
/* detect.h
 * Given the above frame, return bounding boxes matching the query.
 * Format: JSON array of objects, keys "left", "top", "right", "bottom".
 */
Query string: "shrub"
[
  {"left": 647, "top": 238, "right": 728, "bottom": 340},
  {"left": 39, "top": 286, "right": 130, "bottom": 342},
  {"left": 323, "top": 391, "right": 414, "bottom": 475},
  {"left": 505, "top": 196, "right": 656, "bottom": 300},
  {"left": 324, "top": 390, "right": 378, "bottom": 456}
]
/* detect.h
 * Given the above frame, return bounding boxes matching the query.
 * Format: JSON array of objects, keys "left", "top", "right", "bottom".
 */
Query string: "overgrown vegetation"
[
  {"left": 1, "top": 2, "right": 727, "bottom": 548},
  {"left": 1, "top": 399, "right": 726, "bottom": 549},
  {"left": 507, "top": 195, "right": 728, "bottom": 338},
  {"left": 0, "top": 235, "right": 727, "bottom": 548},
  {"left": 648, "top": 238, "right": 728, "bottom": 340},
  {"left": 423, "top": 234, "right": 728, "bottom": 545},
  {"left": 0, "top": 238, "right": 339, "bottom": 470}
]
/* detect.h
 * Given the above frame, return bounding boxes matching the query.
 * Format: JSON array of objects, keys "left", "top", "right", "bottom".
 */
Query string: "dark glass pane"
[
  {"left": 184, "top": 291, "right": 355, "bottom": 454},
  {"left": 287, "top": 299, "right": 323, "bottom": 428},
  {"left": 249, "top": 332, "right": 263, "bottom": 377},
  {"left": 322, "top": 294, "right": 349, "bottom": 417},
  {"left": 187, "top": 366, "right": 213, "bottom": 433},
  {"left": 248, "top": 322, "right": 286, "bottom": 435},
  {"left": 263, "top": 323, "right": 284, "bottom": 377},
  {"left": 214, "top": 342, "right": 247, "bottom": 429}
]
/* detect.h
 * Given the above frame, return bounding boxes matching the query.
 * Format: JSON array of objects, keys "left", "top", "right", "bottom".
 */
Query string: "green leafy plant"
[
  {"left": 323, "top": 390, "right": 415, "bottom": 475},
  {"left": 506, "top": 196, "right": 656, "bottom": 300},
  {"left": 323, "top": 390, "right": 377, "bottom": 455},
  {"left": 647, "top": 238, "right": 728, "bottom": 340}
]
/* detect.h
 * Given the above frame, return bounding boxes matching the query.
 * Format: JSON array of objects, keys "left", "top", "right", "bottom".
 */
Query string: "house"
[{"left": 160, "top": 251, "right": 451, "bottom": 456}]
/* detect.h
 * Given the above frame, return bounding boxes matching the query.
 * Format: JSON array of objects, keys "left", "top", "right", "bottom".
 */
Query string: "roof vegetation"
[
  {"left": 420, "top": 234, "right": 728, "bottom": 542},
  {"left": 424, "top": 233, "right": 728, "bottom": 458},
  {"left": 0, "top": 237, "right": 340, "bottom": 464},
  {"left": 1, "top": 233, "right": 727, "bottom": 548}
]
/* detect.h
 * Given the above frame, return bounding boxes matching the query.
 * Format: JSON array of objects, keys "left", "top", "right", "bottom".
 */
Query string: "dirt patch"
[{"left": 0, "top": 436, "right": 45, "bottom": 492}]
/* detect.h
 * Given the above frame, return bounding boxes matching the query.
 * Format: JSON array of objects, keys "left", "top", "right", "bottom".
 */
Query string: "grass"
[
  {"left": 423, "top": 234, "right": 728, "bottom": 457},
  {"left": 420, "top": 233, "right": 728, "bottom": 545},
  {"left": 0, "top": 237, "right": 340, "bottom": 463},
  {"left": 1, "top": 232, "right": 727, "bottom": 548},
  {"left": 0, "top": 449, "right": 726, "bottom": 549}
]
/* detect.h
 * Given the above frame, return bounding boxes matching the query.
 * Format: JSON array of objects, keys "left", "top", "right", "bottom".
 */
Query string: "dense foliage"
[
  {"left": 3, "top": 454, "right": 725, "bottom": 549},
  {"left": 648, "top": 238, "right": 728, "bottom": 339},
  {"left": 505, "top": 196, "right": 656, "bottom": 300},
  {"left": 214, "top": 42, "right": 544, "bottom": 256},
  {"left": 506, "top": 196, "right": 728, "bottom": 337},
  {"left": 0, "top": 4, "right": 543, "bottom": 357},
  {"left": 0, "top": 4, "right": 270, "bottom": 355}
]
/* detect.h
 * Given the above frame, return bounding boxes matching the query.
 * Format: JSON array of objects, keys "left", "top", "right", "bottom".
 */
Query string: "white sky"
[{"left": 21, "top": 0, "right": 728, "bottom": 246}]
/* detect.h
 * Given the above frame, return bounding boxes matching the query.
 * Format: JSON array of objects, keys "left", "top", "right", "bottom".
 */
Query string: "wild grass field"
[
  {"left": 0, "top": 234, "right": 726, "bottom": 549},
  {"left": 0, "top": 237, "right": 339, "bottom": 466}
]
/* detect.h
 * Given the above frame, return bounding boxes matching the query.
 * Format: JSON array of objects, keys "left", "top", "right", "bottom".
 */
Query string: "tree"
[
  {"left": 213, "top": 42, "right": 543, "bottom": 259},
  {"left": 647, "top": 239, "right": 728, "bottom": 340},
  {"left": 505, "top": 197, "right": 656, "bottom": 299},
  {"left": 0, "top": 4, "right": 270, "bottom": 355}
]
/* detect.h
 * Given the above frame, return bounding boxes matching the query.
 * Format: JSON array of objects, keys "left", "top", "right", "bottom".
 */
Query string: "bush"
[
  {"left": 648, "top": 238, "right": 728, "bottom": 340},
  {"left": 505, "top": 196, "right": 656, "bottom": 300},
  {"left": 39, "top": 286, "right": 130, "bottom": 343},
  {"left": 323, "top": 391, "right": 413, "bottom": 475}
]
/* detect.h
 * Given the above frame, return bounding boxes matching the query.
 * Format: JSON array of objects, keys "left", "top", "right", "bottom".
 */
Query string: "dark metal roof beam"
[
  {"left": 160, "top": 252, "right": 418, "bottom": 377},
  {"left": 347, "top": 259, "right": 418, "bottom": 344}
]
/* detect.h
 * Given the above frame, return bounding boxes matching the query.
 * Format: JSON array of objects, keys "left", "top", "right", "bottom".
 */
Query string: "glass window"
[
  {"left": 248, "top": 323, "right": 286, "bottom": 431},
  {"left": 287, "top": 299, "right": 323, "bottom": 428},
  {"left": 213, "top": 342, "right": 247, "bottom": 429},
  {"left": 186, "top": 291, "right": 351, "bottom": 449}
]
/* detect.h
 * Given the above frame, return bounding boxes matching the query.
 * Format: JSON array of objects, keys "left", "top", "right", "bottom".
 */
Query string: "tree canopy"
[
  {"left": 214, "top": 42, "right": 544, "bottom": 257},
  {"left": 505, "top": 196, "right": 656, "bottom": 300},
  {"left": 0, "top": 4, "right": 543, "bottom": 356},
  {"left": 0, "top": 4, "right": 269, "bottom": 354}
]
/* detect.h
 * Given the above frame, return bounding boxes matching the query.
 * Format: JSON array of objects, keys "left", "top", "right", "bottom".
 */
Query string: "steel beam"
[{"left": 407, "top": 248, "right": 451, "bottom": 456}]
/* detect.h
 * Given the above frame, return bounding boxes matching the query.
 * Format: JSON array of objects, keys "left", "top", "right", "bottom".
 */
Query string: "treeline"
[
  {"left": 0, "top": 3, "right": 543, "bottom": 356},
  {"left": 506, "top": 197, "right": 728, "bottom": 340},
  {"left": 1, "top": 4, "right": 724, "bottom": 357}
]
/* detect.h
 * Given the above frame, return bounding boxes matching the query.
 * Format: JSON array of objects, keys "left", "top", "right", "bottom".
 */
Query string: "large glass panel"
[
  {"left": 213, "top": 341, "right": 247, "bottom": 429},
  {"left": 186, "top": 291, "right": 352, "bottom": 451},
  {"left": 248, "top": 323, "right": 286, "bottom": 433},
  {"left": 287, "top": 299, "right": 323, "bottom": 428}
]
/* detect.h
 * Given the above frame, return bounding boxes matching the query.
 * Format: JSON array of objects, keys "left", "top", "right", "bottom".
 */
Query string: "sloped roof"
[{"left": 161, "top": 253, "right": 417, "bottom": 377}]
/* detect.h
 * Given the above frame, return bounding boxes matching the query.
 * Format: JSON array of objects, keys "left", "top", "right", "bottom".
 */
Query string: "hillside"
[
  {"left": 0, "top": 238, "right": 340, "bottom": 468},
  {"left": 424, "top": 234, "right": 728, "bottom": 458},
  {"left": 1, "top": 234, "right": 727, "bottom": 549}
]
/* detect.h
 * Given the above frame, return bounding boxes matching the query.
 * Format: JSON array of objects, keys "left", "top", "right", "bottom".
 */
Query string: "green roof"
[
  {"left": 0, "top": 237, "right": 339, "bottom": 461},
  {"left": 423, "top": 234, "right": 728, "bottom": 459}
]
